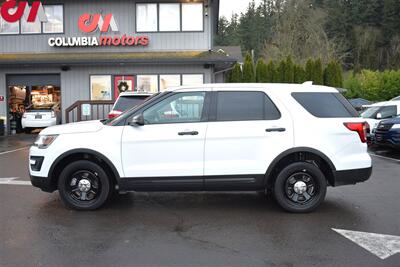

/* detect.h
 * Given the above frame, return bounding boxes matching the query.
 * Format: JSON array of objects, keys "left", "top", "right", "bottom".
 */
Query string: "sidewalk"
[{"left": 0, "top": 134, "right": 36, "bottom": 153}]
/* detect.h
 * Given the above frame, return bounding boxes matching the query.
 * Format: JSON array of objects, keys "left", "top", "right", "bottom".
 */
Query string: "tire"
[
  {"left": 273, "top": 162, "right": 327, "bottom": 213},
  {"left": 58, "top": 160, "right": 111, "bottom": 210}
]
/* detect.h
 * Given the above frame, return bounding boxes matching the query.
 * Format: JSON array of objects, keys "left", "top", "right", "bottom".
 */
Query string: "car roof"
[
  {"left": 168, "top": 83, "right": 339, "bottom": 93},
  {"left": 118, "top": 92, "right": 154, "bottom": 97}
]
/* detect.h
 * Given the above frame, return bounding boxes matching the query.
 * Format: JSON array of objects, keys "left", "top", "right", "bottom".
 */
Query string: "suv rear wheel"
[
  {"left": 58, "top": 160, "right": 111, "bottom": 210},
  {"left": 273, "top": 162, "right": 327, "bottom": 213}
]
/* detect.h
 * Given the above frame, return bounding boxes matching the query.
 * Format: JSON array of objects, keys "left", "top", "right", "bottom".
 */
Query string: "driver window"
[{"left": 143, "top": 92, "right": 206, "bottom": 124}]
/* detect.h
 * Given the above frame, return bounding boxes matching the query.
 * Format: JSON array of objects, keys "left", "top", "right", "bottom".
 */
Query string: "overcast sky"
[{"left": 219, "top": 0, "right": 262, "bottom": 18}]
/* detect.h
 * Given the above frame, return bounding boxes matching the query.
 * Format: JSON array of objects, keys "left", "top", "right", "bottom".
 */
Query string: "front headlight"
[
  {"left": 391, "top": 124, "right": 400, "bottom": 129},
  {"left": 34, "top": 135, "right": 58, "bottom": 149}
]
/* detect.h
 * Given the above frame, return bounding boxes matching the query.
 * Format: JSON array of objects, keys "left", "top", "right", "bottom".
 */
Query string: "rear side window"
[
  {"left": 216, "top": 91, "right": 281, "bottom": 121},
  {"left": 292, "top": 93, "right": 358, "bottom": 118},
  {"left": 114, "top": 96, "right": 148, "bottom": 111}
]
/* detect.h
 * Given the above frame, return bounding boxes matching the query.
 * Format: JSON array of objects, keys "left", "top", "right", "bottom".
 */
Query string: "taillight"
[
  {"left": 344, "top": 122, "right": 369, "bottom": 143},
  {"left": 51, "top": 111, "right": 56, "bottom": 118},
  {"left": 108, "top": 110, "right": 122, "bottom": 119},
  {"left": 22, "top": 113, "right": 27, "bottom": 118}
]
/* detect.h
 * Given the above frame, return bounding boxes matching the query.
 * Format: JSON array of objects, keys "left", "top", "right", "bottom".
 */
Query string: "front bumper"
[
  {"left": 333, "top": 167, "right": 372, "bottom": 186},
  {"left": 30, "top": 175, "right": 55, "bottom": 192}
]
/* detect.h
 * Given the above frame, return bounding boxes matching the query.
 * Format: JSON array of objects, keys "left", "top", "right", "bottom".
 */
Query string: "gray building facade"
[{"left": 0, "top": 0, "right": 235, "bottom": 132}]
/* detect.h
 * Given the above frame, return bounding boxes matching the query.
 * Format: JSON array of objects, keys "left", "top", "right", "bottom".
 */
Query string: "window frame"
[
  {"left": 0, "top": 4, "right": 65, "bottom": 35},
  {"left": 135, "top": 2, "right": 204, "bottom": 33},
  {"left": 209, "top": 91, "right": 282, "bottom": 122}
]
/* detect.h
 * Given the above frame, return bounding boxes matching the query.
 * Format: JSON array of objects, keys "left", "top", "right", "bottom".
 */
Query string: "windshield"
[
  {"left": 103, "top": 92, "right": 164, "bottom": 125},
  {"left": 113, "top": 96, "right": 149, "bottom": 111},
  {"left": 361, "top": 105, "right": 397, "bottom": 119},
  {"left": 361, "top": 107, "right": 381, "bottom": 119}
]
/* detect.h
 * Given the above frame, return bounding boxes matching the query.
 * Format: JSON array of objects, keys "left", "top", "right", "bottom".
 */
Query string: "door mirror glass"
[
  {"left": 129, "top": 115, "right": 145, "bottom": 126},
  {"left": 376, "top": 113, "right": 382, "bottom": 119}
]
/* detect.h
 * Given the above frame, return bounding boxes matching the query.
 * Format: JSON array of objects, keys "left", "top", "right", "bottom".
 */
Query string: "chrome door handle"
[
  {"left": 178, "top": 131, "right": 199, "bottom": 136},
  {"left": 266, "top": 128, "right": 286, "bottom": 132}
]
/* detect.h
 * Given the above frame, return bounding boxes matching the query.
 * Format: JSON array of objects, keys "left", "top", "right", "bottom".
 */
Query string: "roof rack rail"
[{"left": 302, "top": 81, "right": 313, "bottom": 85}]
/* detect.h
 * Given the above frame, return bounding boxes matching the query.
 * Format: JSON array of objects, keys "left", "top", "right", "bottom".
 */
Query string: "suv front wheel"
[
  {"left": 58, "top": 160, "right": 111, "bottom": 210},
  {"left": 273, "top": 162, "right": 327, "bottom": 213}
]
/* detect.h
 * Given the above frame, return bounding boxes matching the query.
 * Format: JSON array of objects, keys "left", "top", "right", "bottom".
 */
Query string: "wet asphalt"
[{"left": 0, "top": 138, "right": 399, "bottom": 267}]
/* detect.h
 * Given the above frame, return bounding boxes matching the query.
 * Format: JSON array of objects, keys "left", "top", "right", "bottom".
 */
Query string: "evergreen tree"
[
  {"left": 335, "top": 61, "right": 344, "bottom": 88},
  {"left": 323, "top": 61, "right": 336, "bottom": 87},
  {"left": 294, "top": 64, "right": 306, "bottom": 84},
  {"left": 305, "top": 59, "right": 314, "bottom": 81},
  {"left": 256, "top": 58, "right": 268, "bottom": 83},
  {"left": 242, "top": 53, "right": 256, "bottom": 82},
  {"left": 229, "top": 63, "right": 242, "bottom": 83},
  {"left": 283, "top": 55, "right": 295, "bottom": 83},
  {"left": 312, "top": 58, "right": 324, "bottom": 85},
  {"left": 266, "top": 60, "right": 276, "bottom": 83},
  {"left": 277, "top": 59, "right": 286, "bottom": 83}
]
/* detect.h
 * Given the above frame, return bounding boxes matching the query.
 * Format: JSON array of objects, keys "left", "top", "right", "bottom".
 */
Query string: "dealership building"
[{"left": 0, "top": 0, "right": 236, "bottom": 133}]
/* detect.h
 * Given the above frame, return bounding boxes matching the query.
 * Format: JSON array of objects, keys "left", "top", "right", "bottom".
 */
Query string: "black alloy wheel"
[
  {"left": 58, "top": 160, "right": 110, "bottom": 210},
  {"left": 273, "top": 162, "right": 327, "bottom": 213}
]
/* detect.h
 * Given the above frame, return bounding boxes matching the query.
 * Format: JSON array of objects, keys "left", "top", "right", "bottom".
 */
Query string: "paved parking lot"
[{"left": 0, "top": 137, "right": 399, "bottom": 267}]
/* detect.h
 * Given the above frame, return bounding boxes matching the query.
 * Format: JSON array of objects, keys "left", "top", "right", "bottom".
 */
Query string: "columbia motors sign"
[{"left": 0, "top": 1, "right": 149, "bottom": 48}]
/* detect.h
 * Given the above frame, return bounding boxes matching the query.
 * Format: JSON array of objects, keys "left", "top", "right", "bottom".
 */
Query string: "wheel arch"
[
  {"left": 48, "top": 149, "right": 121, "bottom": 191},
  {"left": 264, "top": 147, "right": 336, "bottom": 189}
]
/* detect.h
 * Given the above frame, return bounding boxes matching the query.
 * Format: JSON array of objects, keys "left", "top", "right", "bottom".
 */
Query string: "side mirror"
[
  {"left": 376, "top": 113, "right": 382, "bottom": 119},
  {"left": 129, "top": 115, "right": 145, "bottom": 126}
]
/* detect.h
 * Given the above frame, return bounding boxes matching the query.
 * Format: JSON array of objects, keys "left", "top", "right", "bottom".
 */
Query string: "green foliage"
[
  {"left": 344, "top": 69, "right": 400, "bottom": 101},
  {"left": 305, "top": 59, "right": 314, "bottom": 81},
  {"left": 242, "top": 53, "right": 256, "bottom": 82},
  {"left": 266, "top": 60, "right": 276, "bottom": 83},
  {"left": 294, "top": 64, "right": 306, "bottom": 84},
  {"left": 256, "top": 58, "right": 268, "bottom": 83},
  {"left": 312, "top": 58, "right": 324, "bottom": 85},
  {"left": 283, "top": 56, "right": 295, "bottom": 83},
  {"left": 277, "top": 59, "right": 286, "bottom": 83},
  {"left": 229, "top": 63, "right": 242, "bottom": 83}
]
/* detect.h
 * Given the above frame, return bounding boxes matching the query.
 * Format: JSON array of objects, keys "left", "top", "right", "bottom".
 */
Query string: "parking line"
[
  {"left": 370, "top": 153, "right": 400, "bottom": 163},
  {"left": 0, "top": 147, "right": 29, "bottom": 156},
  {"left": 0, "top": 177, "right": 31, "bottom": 186}
]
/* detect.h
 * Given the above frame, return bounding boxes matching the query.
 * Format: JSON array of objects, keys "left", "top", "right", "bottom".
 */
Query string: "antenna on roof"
[{"left": 302, "top": 81, "right": 313, "bottom": 85}]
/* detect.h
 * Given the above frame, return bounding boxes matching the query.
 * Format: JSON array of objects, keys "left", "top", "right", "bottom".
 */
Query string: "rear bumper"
[
  {"left": 333, "top": 167, "right": 372, "bottom": 186},
  {"left": 30, "top": 175, "right": 55, "bottom": 193},
  {"left": 22, "top": 118, "right": 57, "bottom": 128}
]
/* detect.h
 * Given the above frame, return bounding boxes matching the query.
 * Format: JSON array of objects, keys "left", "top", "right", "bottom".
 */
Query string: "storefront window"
[
  {"left": 90, "top": 75, "right": 112, "bottom": 100},
  {"left": 160, "top": 75, "right": 181, "bottom": 91},
  {"left": 182, "top": 74, "right": 204, "bottom": 86},
  {"left": 136, "top": 3, "right": 158, "bottom": 32},
  {"left": 21, "top": 14, "right": 41, "bottom": 34},
  {"left": 182, "top": 3, "right": 203, "bottom": 31},
  {"left": 0, "top": 8, "right": 19, "bottom": 34},
  {"left": 159, "top": 3, "right": 180, "bottom": 32},
  {"left": 137, "top": 75, "right": 159, "bottom": 93},
  {"left": 43, "top": 5, "right": 64, "bottom": 33}
]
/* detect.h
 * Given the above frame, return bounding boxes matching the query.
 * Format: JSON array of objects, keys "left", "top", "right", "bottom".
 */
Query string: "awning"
[{"left": 0, "top": 50, "right": 237, "bottom": 66}]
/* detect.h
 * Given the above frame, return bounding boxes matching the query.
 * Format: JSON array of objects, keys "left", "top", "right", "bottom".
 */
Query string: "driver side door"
[{"left": 121, "top": 91, "right": 209, "bottom": 189}]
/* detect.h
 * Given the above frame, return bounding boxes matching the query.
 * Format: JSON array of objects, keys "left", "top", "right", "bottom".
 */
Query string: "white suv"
[{"left": 29, "top": 84, "right": 372, "bottom": 213}]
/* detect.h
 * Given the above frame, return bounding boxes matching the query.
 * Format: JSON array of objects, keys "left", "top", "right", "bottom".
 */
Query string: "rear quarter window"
[{"left": 292, "top": 92, "right": 358, "bottom": 118}]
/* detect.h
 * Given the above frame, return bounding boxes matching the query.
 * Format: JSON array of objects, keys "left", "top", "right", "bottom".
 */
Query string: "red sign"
[
  {"left": 0, "top": 96, "right": 4, "bottom": 102},
  {"left": 0, "top": 1, "right": 47, "bottom": 23},
  {"left": 78, "top": 13, "right": 119, "bottom": 33}
]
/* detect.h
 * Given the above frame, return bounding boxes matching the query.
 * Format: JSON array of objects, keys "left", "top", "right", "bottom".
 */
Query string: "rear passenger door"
[{"left": 204, "top": 90, "right": 294, "bottom": 190}]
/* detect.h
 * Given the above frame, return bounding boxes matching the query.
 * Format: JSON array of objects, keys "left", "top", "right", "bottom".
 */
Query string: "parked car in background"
[
  {"left": 391, "top": 96, "right": 400, "bottom": 101},
  {"left": 374, "top": 115, "right": 400, "bottom": 149},
  {"left": 29, "top": 83, "right": 372, "bottom": 213},
  {"left": 360, "top": 100, "right": 400, "bottom": 132},
  {"left": 22, "top": 103, "right": 61, "bottom": 133},
  {"left": 349, "top": 98, "right": 373, "bottom": 112},
  {"left": 108, "top": 92, "right": 153, "bottom": 119}
]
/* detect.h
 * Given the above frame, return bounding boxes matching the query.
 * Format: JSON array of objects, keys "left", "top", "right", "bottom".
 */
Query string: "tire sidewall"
[
  {"left": 58, "top": 160, "right": 110, "bottom": 210},
  {"left": 274, "top": 162, "right": 327, "bottom": 213}
]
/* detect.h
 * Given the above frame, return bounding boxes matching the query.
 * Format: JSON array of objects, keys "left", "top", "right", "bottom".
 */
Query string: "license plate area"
[{"left": 35, "top": 115, "right": 42, "bottom": 119}]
